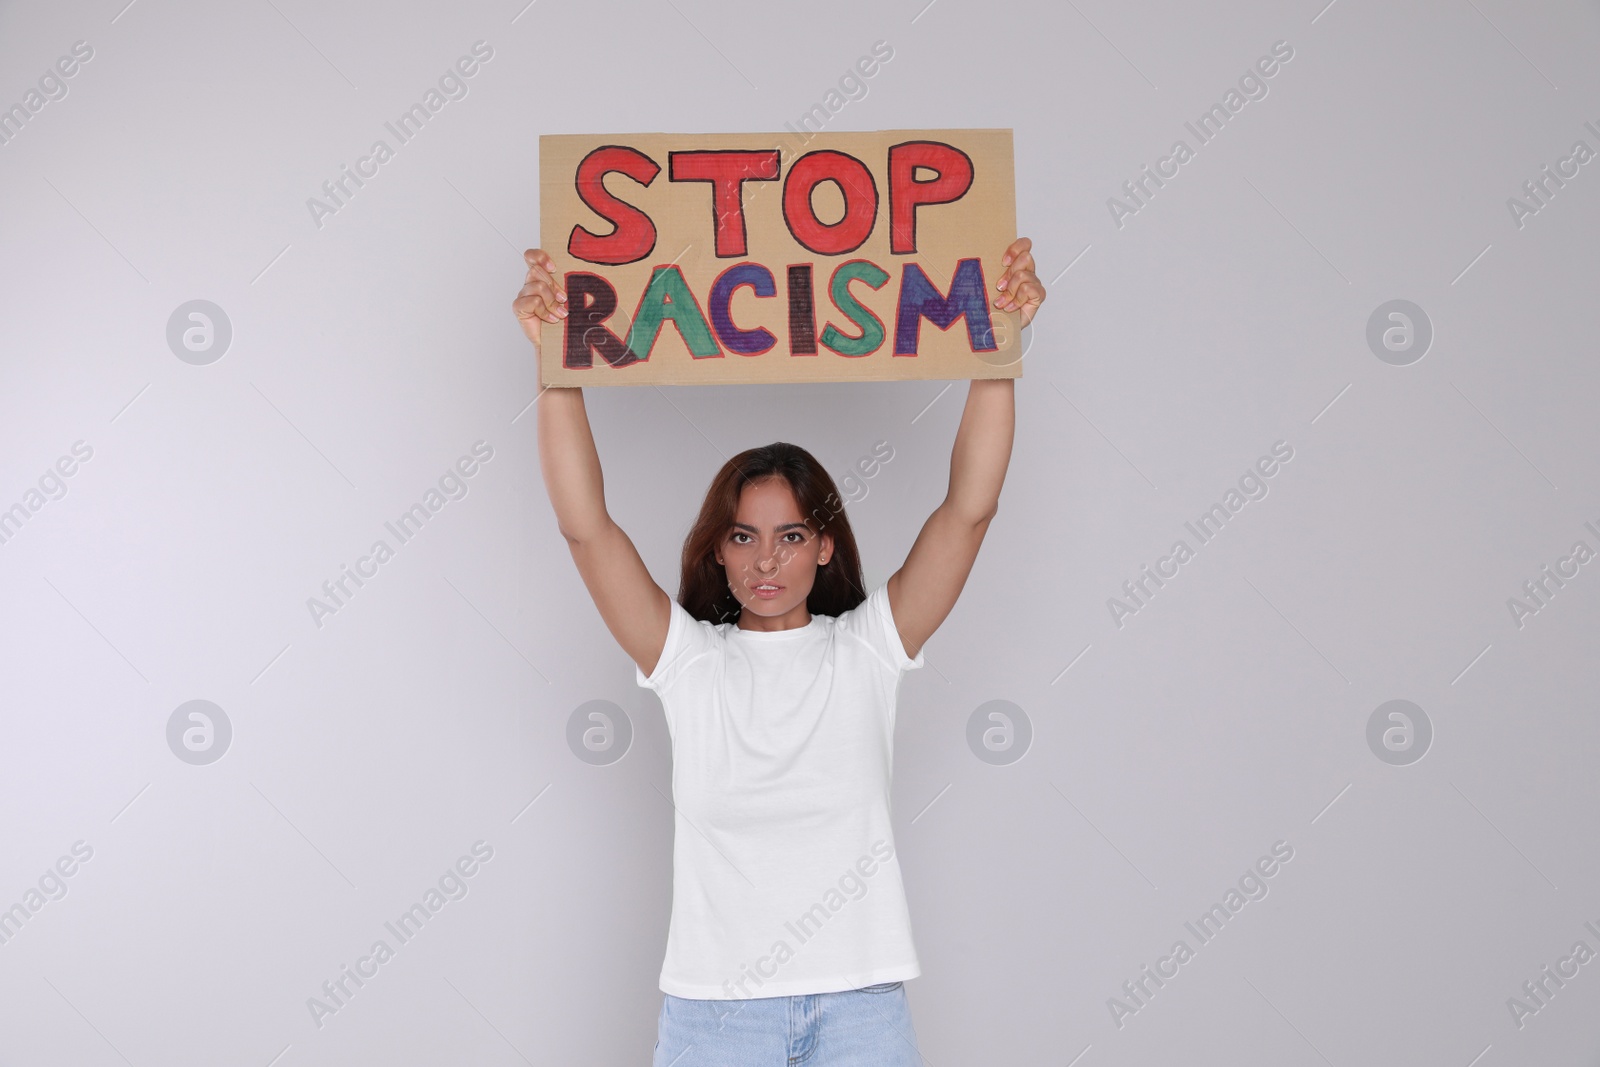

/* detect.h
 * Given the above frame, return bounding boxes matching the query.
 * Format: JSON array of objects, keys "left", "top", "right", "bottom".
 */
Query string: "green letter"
[
  {"left": 625, "top": 266, "right": 720, "bottom": 359},
  {"left": 819, "top": 260, "right": 889, "bottom": 357}
]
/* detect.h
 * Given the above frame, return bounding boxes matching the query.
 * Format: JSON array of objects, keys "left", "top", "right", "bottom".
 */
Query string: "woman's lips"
[{"left": 751, "top": 584, "right": 783, "bottom": 599}]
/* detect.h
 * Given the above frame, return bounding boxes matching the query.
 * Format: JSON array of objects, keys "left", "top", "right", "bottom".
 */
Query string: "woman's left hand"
[{"left": 994, "top": 236, "right": 1046, "bottom": 328}]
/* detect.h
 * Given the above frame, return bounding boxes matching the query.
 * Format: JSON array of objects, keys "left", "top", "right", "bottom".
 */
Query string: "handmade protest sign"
[{"left": 538, "top": 129, "right": 1020, "bottom": 386}]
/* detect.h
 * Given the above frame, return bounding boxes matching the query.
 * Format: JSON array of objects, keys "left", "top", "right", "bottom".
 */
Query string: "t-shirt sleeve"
[
  {"left": 635, "top": 596, "right": 718, "bottom": 692},
  {"left": 839, "top": 582, "right": 925, "bottom": 673}
]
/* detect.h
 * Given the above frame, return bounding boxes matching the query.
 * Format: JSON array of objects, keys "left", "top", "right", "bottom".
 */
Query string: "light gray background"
[{"left": 2, "top": 0, "right": 1598, "bottom": 1064}]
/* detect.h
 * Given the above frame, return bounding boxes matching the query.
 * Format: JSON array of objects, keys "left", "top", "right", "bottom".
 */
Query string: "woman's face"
[{"left": 716, "top": 477, "right": 833, "bottom": 624}]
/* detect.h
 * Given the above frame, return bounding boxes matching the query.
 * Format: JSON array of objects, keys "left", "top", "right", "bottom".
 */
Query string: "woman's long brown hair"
[{"left": 677, "top": 442, "right": 866, "bottom": 625}]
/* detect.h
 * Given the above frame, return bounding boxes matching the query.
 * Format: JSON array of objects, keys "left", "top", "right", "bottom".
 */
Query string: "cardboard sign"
[{"left": 538, "top": 129, "right": 1019, "bottom": 387}]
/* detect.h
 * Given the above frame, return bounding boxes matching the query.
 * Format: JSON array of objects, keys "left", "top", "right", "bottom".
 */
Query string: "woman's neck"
[{"left": 735, "top": 606, "right": 813, "bottom": 633}]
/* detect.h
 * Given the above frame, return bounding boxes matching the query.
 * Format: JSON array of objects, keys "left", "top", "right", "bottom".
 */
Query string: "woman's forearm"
[
  {"left": 945, "top": 377, "right": 1015, "bottom": 523},
  {"left": 537, "top": 386, "right": 611, "bottom": 543},
  {"left": 941, "top": 236, "right": 1037, "bottom": 525}
]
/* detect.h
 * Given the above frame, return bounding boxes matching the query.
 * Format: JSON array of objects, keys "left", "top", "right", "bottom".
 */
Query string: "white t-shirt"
[{"left": 635, "top": 581, "right": 925, "bottom": 1000}]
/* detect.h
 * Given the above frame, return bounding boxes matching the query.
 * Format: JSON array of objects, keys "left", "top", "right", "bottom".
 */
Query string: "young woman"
[{"left": 514, "top": 239, "right": 1044, "bottom": 1065}]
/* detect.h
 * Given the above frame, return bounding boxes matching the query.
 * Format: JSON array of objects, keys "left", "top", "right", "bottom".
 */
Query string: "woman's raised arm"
[
  {"left": 885, "top": 237, "right": 1045, "bottom": 661},
  {"left": 516, "top": 249, "right": 672, "bottom": 676}
]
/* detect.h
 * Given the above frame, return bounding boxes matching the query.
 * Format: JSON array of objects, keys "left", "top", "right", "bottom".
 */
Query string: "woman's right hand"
[{"left": 512, "top": 248, "right": 568, "bottom": 348}]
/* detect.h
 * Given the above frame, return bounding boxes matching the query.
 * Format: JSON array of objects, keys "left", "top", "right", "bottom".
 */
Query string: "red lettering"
[
  {"left": 668, "top": 150, "right": 781, "bottom": 258},
  {"left": 888, "top": 141, "right": 973, "bottom": 255},
  {"left": 569, "top": 145, "right": 660, "bottom": 266},
  {"left": 782, "top": 151, "right": 878, "bottom": 257}
]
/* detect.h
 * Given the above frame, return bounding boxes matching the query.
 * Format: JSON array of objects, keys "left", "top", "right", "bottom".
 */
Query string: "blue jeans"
[{"left": 652, "top": 982, "right": 923, "bottom": 1066}]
